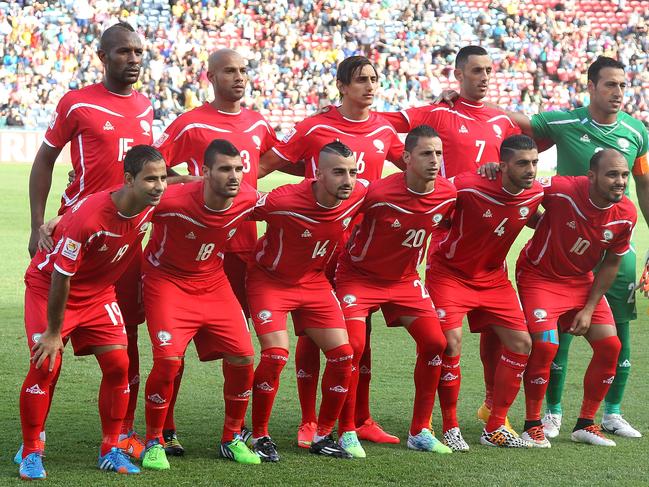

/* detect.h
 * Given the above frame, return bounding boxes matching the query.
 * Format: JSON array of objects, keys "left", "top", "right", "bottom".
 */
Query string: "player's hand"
[
  {"left": 28, "top": 228, "right": 40, "bottom": 257},
  {"left": 635, "top": 249, "right": 649, "bottom": 298},
  {"left": 67, "top": 169, "right": 75, "bottom": 187},
  {"left": 432, "top": 89, "right": 459, "bottom": 107},
  {"left": 31, "top": 331, "right": 64, "bottom": 372},
  {"left": 566, "top": 309, "right": 593, "bottom": 336},
  {"left": 37, "top": 216, "right": 62, "bottom": 253},
  {"left": 477, "top": 162, "right": 500, "bottom": 180}
]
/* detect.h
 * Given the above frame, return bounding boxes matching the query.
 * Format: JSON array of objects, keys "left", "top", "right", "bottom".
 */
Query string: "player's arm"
[
  {"left": 568, "top": 251, "right": 622, "bottom": 336},
  {"left": 377, "top": 111, "right": 411, "bottom": 133},
  {"left": 259, "top": 149, "right": 300, "bottom": 178},
  {"left": 32, "top": 269, "right": 68, "bottom": 371},
  {"left": 29, "top": 143, "right": 63, "bottom": 257}
]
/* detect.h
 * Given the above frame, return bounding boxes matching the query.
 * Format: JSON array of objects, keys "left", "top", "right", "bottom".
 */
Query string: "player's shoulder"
[
  {"left": 617, "top": 111, "right": 648, "bottom": 137},
  {"left": 541, "top": 175, "right": 582, "bottom": 191},
  {"left": 368, "top": 111, "right": 399, "bottom": 132},
  {"left": 617, "top": 195, "right": 638, "bottom": 220},
  {"left": 535, "top": 106, "right": 585, "bottom": 124},
  {"left": 451, "top": 170, "right": 481, "bottom": 189},
  {"left": 434, "top": 175, "right": 458, "bottom": 196}
]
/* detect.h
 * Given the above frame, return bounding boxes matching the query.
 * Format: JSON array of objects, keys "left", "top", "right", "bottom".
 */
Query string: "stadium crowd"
[{"left": 1, "top": 0, "right": 648, "bottom": 133}]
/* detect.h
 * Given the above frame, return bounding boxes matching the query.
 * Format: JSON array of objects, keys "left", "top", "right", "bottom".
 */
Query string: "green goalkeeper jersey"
[{"left": 531, "top": 106, "right": 649, "bottom": 185}]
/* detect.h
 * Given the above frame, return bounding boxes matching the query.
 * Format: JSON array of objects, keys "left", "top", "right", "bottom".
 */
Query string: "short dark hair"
[
  {"left": 99, "top": 22, "right": 136, "bottom": 51},
  {"left": 123, "top": 145, "right": 164, "bottom": 176},
  {"left": 590, "top": 148, "right": 624, "bottom": 170},
  {"left": 500, "top": 135, "right": 537, "bottom": 162},
  {"left": 405, "top": 125, "right": 440, "bottom": 152},
  {"left": 320, "top": 140, "right": 353, "bottom": 159},
  {"left": 336, "top": 56, "right": 378, "bottom": 86},
  {"left": 587, "top": 56, "right": 625, "bottom": 85},
  {"left": 455, "top": 45, "right": 489, "bottom": 69},
  {"left": 204, "top": 139, "right": 241, "bottom": 168}
]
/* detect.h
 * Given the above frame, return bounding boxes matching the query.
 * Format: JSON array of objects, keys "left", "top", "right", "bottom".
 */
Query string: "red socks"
[
  {"left": 20, "top": 354, "right": 62, "bottom": 457},
  {"left": 354, "top": 329, "right": 372, "bottom": 427},
  {"left": 438, "top": 354, "right": 461, "bottom": 432},
  {"left": 479, "top": 330, "right": 502, "bottom": 409},
  {"left": 295, "top": 336, "right": 320, "bottom": 425},
  {"left": 222, "top": 361, "right": 254, "bottom": 442},
  {"left": 524, "top": 340, "right": 558, "bottom": 421},
  {"left": 338, "top": 320, "right": 367, "bottom": 434},
  {"left": 486, "top": 348, "right": 528, "bottom": 432},
  {"left": 408, "top": 318, "right": 446, "bottom": 435},
  {"left": 163, "top": 360, "right": 184, "bottom": 432},
  {"left": 96, "top": 349, "right": 130, "bottom": 456},
  {"left": 581, "top": 336, "right": 621, "bottom": 419},
  {"left": 145, "top": 359, "right": 183, "bottom": 443},
  {"left": 317, "top": 344, "right": 354, "bottom": 436},
  {"left": 252, "top": 347, "right": 288, "bottom": 438},
  {"left": 122, "top": 327, "right": 140, "bottom": 434}
]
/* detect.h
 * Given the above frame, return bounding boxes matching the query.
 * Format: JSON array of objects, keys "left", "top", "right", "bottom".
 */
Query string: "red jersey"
[
  {"left": 153, "top": 103, "right": 277, "bottom": 254},
  {"left": 273, "top": 105, "right": 404, "bottom": 181},
  {"left": 382, "top": 97, "right": 520, "bottom": 177},
  {"left": 143, "top": 181, "right": 260, "bottom": 281},
  {"left": 27, "top": 190, "right": 154, "bottom": 301},
  {"left": 44, "top": 83, "right": 154, "bottom": 214},
  {"left": 338, "top": 172, "right": 456, "bottom": 281},
  {"left": 250, "top": 178, "right": 368, "bottom": 284},
  {"left": 520, "top": 176, "right": 636, "bottom": 279},
  {"left": 434, "top": 171, "right": 543, "bottom": 282}
]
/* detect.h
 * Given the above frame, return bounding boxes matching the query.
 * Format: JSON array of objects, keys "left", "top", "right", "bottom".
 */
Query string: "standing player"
[
  {"left": 259, "top": 55, "right": 404, "bottom": 448},
  {"left": 519, "top": 149, "right": 635, "bottom": 447},
  {"left": 152, "top": 48, "right": 276, "bottom": 455},
  {"left": 428, "top": 135, "right": 542, "bottom": 450},
  {"left": 26, "top": 22, "right": 154, "bottom": 458},
  {"left": 334, "top": 125, "right": 455, "bottom": 457},
  {"left": 18, "top": 146, "right": 167, "bottom": 480},
  {"left": 140, "top": 140, "right": 261, "bottom": 470},
  {"left": 245, "top": 142, "right": 365, "bottom": 461},
  {"left": 382, "top": 45, "right": 521, "bottom": 427},
  {"left": 508, "top": 57, "right": 648, "bottom": 438}
]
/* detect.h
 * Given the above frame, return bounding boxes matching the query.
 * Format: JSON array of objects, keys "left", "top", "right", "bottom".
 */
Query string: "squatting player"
[
  {"left": 26, "top": 22, "right": 154, "bottom": 458},
  {"left": 140, "top": 139, "right": 261, "bottom": 470},
  {"left": 152, "top": 48, "right": 276, "bottom": 455},
  {"left": 334, "top": 125, "right": 456, "bottom": 457},
  {"left": 244, "top": 141, "right": 366, "bottom": 461},
  {"left": 518, "top": 149, "right": 635, "bottom": 447},
  {"left": 504, "top": 56, "right": 649, "bottom": 438},
  {"left": 260, "top": 55, "right": 404, "bottom": 448},
  {"left": 427, "top": 134, "right": 543, "bottom": 450},
  {"left": 18, "top": 146, "right": 167, "bottom": 480}
]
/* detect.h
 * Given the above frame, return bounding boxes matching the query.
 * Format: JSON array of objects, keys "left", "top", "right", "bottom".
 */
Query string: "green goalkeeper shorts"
[{"left": 601, "top": 246, "right": 637, "bottom": 324}]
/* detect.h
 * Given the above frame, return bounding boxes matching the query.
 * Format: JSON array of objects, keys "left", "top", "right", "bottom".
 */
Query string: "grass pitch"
[{"left": 1, "top": 163, "right": 648, "bottom": 486}]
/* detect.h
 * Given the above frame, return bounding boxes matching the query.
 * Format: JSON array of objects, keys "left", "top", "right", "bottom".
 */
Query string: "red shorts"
[
  {"left": 143, "top": 271, "right": 253, "bottom": 361},
  {"left": 223, "top": 251, "right": 251, "bottom": 318},
  {"left": 426, "top": 266, "right": 526, "bottom": 333},
  {"left": 24, "top": 271, "right": 127, "bottom": 356},
  {"left": 335, "top": 272, "right": 436, "bottom": 326},
  {"left": 246, "top": 266, "right": 346, "bottom": 336},
  {"left": 516, "top": 265, "right": 614, "bottom": 334},
  {"left": 115, "top": 249, "right": 144, "bottom": 327}
]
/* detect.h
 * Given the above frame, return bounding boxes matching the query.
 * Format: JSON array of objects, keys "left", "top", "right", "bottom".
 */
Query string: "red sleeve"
[
  {"left": 51, "top": 205, "right": 94, "bottom": 276},
  {"left": 386, "top": 131, "right": 405, "bottom": 166},
  {"left": 272, "top": 120, "right": 311, "bottom": 163},
  {"left": 43, "top": 93, "right": 77, "bottom": 149},
  {"left": 379, "top": 111, "right": 411, "bottom": 133},
  {"left": 250, "top": 191, "right": 272, "bottom": 221},
  {"left": 260, "top": 122, "right": 279, "bottom": 154},
  {"left": 402, "top": 105, "right": 443, "bottom": 131},
  {"left": 153, "top": 119, "right": 186, "bottom": 169}
]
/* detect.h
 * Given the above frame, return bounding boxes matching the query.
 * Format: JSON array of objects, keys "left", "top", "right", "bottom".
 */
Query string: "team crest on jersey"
[
  {"left": 518, "top": 206, "right": 530, "bottom": 219},
  {"left": 140, "top": 120, "right": 151, "bottom": 136},
  {"left": 432, "top": 213, "right": 443, "bottom": 224},
  {"left": 281, "top": 127, "right": 297, "bottom": 143},
  {"left": 342, "top": 294, "right": 357, "bottom": 308},
  {"left": 257, "top": 310, "right": 273, "bottom": 324},
  {"left": 157, "top": 330, "right": 172, "bottom": 346},
  {"left": 228, "top": 229, "right": 237, "bottom": 239},
  {"left": 373, "top": 139, "right": 385, "bottom": 153},
  {"left": 252, "top": 135, "right": 261, "bottom": 150},
  {"left": 342, "top": 217, "right": 352, "bottom": 229},
  {"left": 49, "top": 111, "right": 58, "bottom": 130},
  {"left": 436, "top": 308, "right": 446, "bottom": 320},
  {"left": 31, "top": 333, "right": 42, "bottom": 344},
  {"left": 533, "top": 309, "right": 547, "bottom": 322},
  {"left": 492, "top": 125, "right": 502, "bottom": 139},
  {"left": 62, "top": 238, "right": 81, "bottom": 260},
  {"left": 602, "top": 229, "right": 614, "bottom": 242},
  {"left": 618, "top": 138, "right": 630, "bottom": 151},
  {"left": 139, "top": 222, "right": 150, "bottom": 233},
  {"left": 153, "top": 132, "right": 168, "bottom": 148}
]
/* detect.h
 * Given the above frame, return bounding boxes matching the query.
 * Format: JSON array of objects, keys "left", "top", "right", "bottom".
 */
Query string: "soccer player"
[
  {"left": 259, "top": 55, "right": 404, "bottom": 448},
  {"left": 140, "top": 139, "right": 261, "bottom": 469},
  {"left": 152, "top": 48, "right": 276, "bottom": 455},
  {"left": 518, "top": 149, "right": 635, "bottom": 447},
  {"left": 26, "top": 22, "right": 154, "bottom": 458},
  {"left": 427, "top": 134, "right": 543, "bottom": 450},
  {"left": 18, "top": 146, "right": 167, "bottom": 480},
  {"left": 245, "top": 141, "right": 365, "bottom": 461},
  {"left": 334, "top": 125, "right": 456, "bottom": 457},
  {"left": 382, "top": 45, "right": 521, "bottom": 428},
  {"left": 507, "top": 57, "right": 648, "bottom": 438}
]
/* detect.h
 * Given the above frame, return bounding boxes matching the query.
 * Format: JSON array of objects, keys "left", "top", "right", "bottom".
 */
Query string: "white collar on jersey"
[
  {"left": 502, "top": 186, "right": 524, "bottom": 196},
  {"left": 316, "top": 199, "right": 343, "bottom": 209},
  {"left": 204, "top": 201, "right": 234, "bottom": 212},
  {"left": 217, "top": 109, "right": 242, "bottom": 116},
  {"left": 588, "top": 197, "right": 614, "bottom": 210},
  {"left": 459, "top": 99, "right": 484, "bottom": 109},
  {"left": 407, "top": 186, "right": 435, "bottom": 195}
]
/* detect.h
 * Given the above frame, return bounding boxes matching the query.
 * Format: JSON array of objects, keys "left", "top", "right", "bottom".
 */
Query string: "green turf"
[{"left": 1, "top": 164, "right": 648, "bottom": 486}]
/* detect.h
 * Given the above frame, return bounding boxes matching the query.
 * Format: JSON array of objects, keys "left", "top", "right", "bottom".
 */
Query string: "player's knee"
[
  {"left": 594, "top": 336, "right": 622, "bottom": 361},
  {"left": 444, "top": 333, "right": 462, "bottom": 355},
  {"left": 225, "top": 354, "right": 254, "bottom": 366},
  {"left": 27, "top": 354, "right": 62, "bottom": 386},
  {"left": 98, "top": 349, "right": 129, "bottom": 381},
  {"left": 324, "top": 343, "right": 354, "bottom": 369},
  {"left": 506, "top": 333, "right": 532, "bottom": 355},
  {"left": 151, "top": 358, "right": 183, "bottom": 383}
]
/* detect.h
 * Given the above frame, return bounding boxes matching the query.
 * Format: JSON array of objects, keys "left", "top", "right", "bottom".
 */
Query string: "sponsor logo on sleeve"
[
  {"left": 281, "top": 127, "right": 297, "bottom": 143},
  {"left": 49, "top": 111, "right": 58, "bottom": 130},
  {"left": 153, "top": 132, "right": 169, "bottom": 148},
  {"left": 61, "top": 238, "right": 81, "bottom": 260}
]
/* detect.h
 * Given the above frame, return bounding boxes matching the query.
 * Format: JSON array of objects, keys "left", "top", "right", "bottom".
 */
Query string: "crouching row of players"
[{"left": 18, "top": 128, "right": 635, "bottom": 479}]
